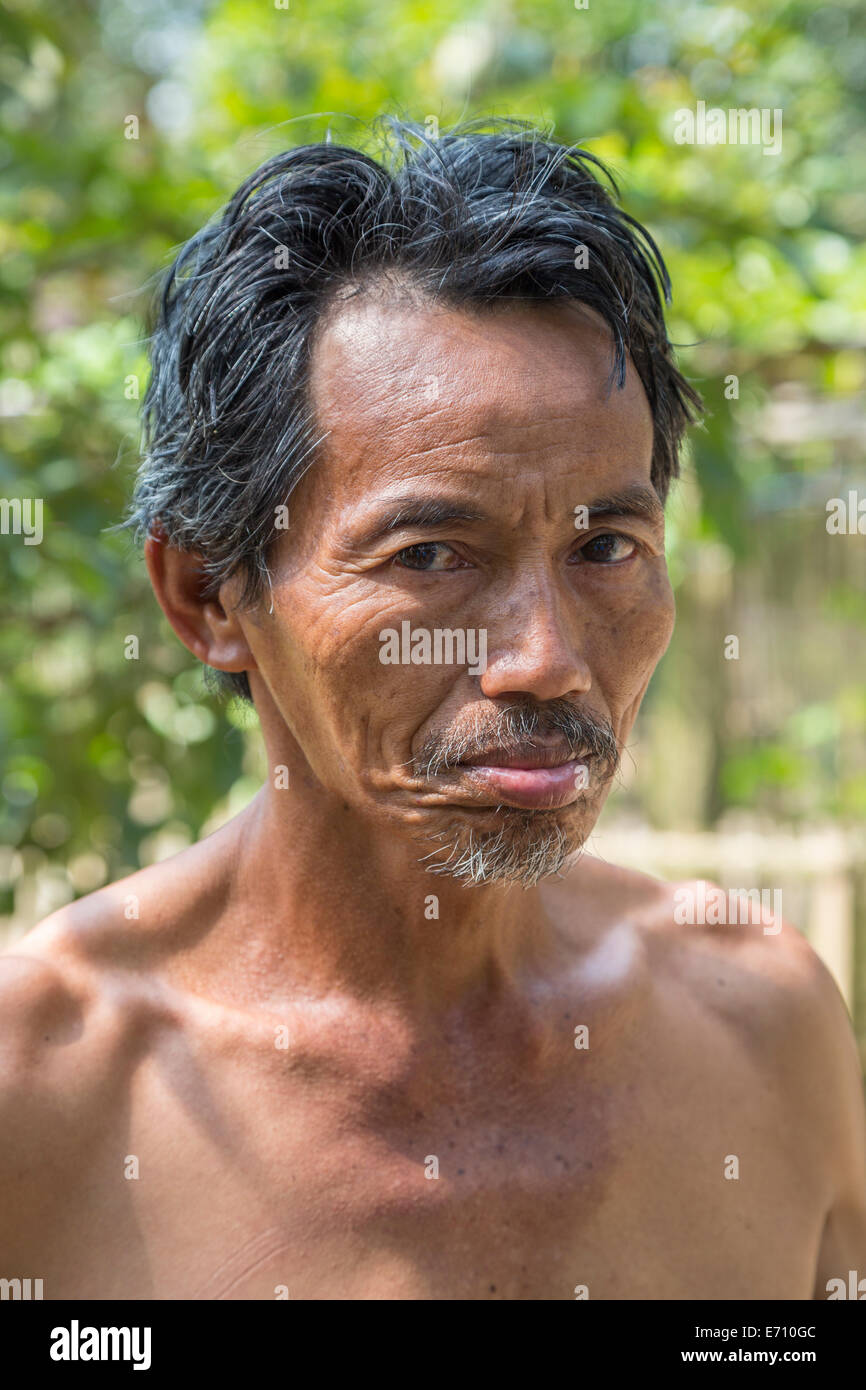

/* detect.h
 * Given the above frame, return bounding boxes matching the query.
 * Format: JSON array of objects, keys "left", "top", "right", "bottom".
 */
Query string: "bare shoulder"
[
  {"left": 0, "top": 898, "right": 123, "bottom": 1240},
  {"left": 561, "top": 854, "right": 866, "bottom": 1275},
  {"left": 623, "top": 864, "right": 865, "bottom": 1204},
  {"left": 0, "top": 874, "right": 153, "bottom": 1129},
  {"left": 560, "top": 852, "right": 864, "bottom": 1151},
  {"left": 0, "top": 830, "right": 232, "bottom": 1157},
  {"left": 570, "top": 853, "right": 857, "bottom": 1044},
  {"left": 640, "top": 872, "right": 857, "bottom": 1058}
]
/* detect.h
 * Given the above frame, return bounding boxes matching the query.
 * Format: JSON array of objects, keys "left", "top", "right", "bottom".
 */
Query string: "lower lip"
[{"left": 457, "top": 759, "right": 590, "bottom": 810}]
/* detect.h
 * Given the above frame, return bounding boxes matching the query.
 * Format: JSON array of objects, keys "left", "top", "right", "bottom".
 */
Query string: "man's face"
[{"left": 237, "top": 290, "right": 674, "bottom": 886}]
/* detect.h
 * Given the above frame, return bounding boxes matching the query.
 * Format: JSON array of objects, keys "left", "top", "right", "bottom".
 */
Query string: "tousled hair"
[{"left": 129, "top": 116, "right": 703, "bottom": 701}]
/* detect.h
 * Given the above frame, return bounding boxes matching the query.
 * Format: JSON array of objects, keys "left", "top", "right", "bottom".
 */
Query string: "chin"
[{"left": 414, "top": 805, "right": 590, "bottom": 888}]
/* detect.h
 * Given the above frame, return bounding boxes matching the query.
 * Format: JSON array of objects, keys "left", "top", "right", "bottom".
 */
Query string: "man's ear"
[{"left": 144, "top": 532, "right": 255, "bottom": 675}]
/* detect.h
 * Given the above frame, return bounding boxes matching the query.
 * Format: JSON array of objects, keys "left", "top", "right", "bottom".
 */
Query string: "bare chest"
[{"left": 39, "top": 1038, "right": 823, "bottom": 1301}]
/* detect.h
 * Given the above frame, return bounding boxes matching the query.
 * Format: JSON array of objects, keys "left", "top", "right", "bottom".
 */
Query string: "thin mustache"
[{"left": 406, "top": 702, "right": 621, "bottom": 780}]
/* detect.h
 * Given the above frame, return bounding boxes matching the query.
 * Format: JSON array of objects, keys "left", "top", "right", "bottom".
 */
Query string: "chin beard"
[{"left": 416, "top": 809, "right": 587, "bottom": 889}]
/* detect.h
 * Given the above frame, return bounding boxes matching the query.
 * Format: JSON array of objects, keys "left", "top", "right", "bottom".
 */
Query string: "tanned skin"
[{"left": 1, "top": 295, "right": 864, "bottom": 1300}]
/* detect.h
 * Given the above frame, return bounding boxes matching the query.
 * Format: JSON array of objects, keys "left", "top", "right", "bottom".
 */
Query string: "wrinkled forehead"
[{"left": 306, "top": 286, "right": 654, "bottom": 500}]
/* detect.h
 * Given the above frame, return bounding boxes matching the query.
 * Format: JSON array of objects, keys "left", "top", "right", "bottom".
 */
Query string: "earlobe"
[{"left": 144, "top": 533, "right": 257, "bottom": 675}]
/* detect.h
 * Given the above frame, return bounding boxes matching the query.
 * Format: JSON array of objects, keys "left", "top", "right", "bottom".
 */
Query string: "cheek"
[
  {"left": 588, "top": 564, "right": 675, "bottom": 713},
  {"left": 244, "top": 574, "right": 466, "bottom": 766},
  {"left": 631, "top": 564, "right": 676, "bottom": 664}
]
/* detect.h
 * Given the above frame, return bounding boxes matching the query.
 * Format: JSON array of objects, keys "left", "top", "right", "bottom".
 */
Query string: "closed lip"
[{"left": 457, "top": 744, "right": 585, "bottom": 770}]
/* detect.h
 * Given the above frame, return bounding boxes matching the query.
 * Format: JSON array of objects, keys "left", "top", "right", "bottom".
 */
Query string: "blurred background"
[{"left": 1, "top": 0, "right": 864, "bottom": 1066}]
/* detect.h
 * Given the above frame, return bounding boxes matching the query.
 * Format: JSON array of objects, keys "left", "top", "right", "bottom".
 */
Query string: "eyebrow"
[
  {"left": 346, "top": 482, "right": 664, "bottom": 550},
  {"left": 583, "top": 484, "right": 665, "bottom": 525},
  {"left": 346, "top": 497, "right": 490, "bottom": 550}
]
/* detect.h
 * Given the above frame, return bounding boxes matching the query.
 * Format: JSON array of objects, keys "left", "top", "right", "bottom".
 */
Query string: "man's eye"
[
  {"left": 577, "top": 533, "right": 637, "bottom": 564},
  {"left": 393, "top": 542, "right": 462, "bottom": 571}
]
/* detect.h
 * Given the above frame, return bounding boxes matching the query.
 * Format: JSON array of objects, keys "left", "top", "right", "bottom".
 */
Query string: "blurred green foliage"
[{"left": 1, "top": 0, "right": 865, "bottom": 927}]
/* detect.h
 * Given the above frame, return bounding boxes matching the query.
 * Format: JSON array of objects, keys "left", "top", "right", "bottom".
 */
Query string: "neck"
[{"left": 205, "top": 780, "right": 562, "bottom": 1019}]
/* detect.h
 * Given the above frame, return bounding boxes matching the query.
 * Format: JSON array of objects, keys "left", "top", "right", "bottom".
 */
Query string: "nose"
[{"left": 477, "top": 573, "right": 592, "bottom": 705}]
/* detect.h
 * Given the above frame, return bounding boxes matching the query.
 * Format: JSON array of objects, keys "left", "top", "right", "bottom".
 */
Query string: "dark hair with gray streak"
[{"left": 128, "top": 116, "right": 703, "bottom": 702}]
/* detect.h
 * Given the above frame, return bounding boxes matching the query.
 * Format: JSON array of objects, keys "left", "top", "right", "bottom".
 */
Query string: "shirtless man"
[{"left": 2, "top": 124, "right": 864, "bottom": 1301}]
